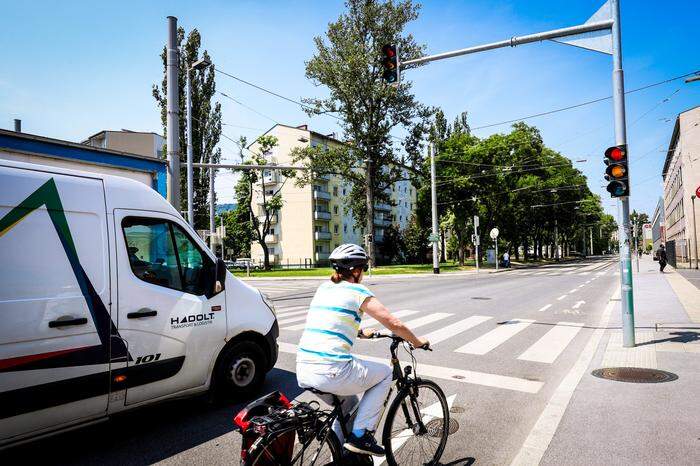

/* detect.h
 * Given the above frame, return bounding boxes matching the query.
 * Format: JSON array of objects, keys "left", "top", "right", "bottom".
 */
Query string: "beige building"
[
  {"left": 662, "top": 105, "right": 700, "bottom": 266},
  {"left": 83, "top": 130, "right": 165, "bottom": 159},
  {"left": 249, "top": 124, "right": 417, "bottom": 266}
]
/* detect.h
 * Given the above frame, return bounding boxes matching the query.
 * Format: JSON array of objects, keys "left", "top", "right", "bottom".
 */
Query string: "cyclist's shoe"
[{"left": 344, "top": 431, "right": 385, "bottom": 456}]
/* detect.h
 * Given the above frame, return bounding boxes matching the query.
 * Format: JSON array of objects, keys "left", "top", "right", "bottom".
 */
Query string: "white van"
[{"left": 0, "top": 160, "right": 278, "bottom": 447}]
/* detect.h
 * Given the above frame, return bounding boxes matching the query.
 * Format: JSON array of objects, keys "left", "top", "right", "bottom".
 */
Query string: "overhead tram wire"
[
  {"left": 468, "top": 70, "right": 699, "bottom": 131},
  {"left": 436, "top": 183, "right": 588, "bottom": 207}
]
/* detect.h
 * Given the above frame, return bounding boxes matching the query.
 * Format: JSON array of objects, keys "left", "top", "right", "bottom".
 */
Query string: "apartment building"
[
  {"left": 651, "top": 197, "right": 665, "bottom": 252},
  {"left": 249, "top": 124, "right": 416, "bottom": 266},
  {"left": 662, "top": 105, "right": 700, "bottom": 266}
]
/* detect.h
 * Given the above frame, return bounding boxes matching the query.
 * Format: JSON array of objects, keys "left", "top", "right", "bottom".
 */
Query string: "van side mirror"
[{"left": 212, "top": 258, "right": 226, "bottom": 296}]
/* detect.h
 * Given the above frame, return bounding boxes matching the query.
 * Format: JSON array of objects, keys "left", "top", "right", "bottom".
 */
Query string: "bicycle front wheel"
[{"left": 381, "top": 379, "right": 450, "bottom": 466}]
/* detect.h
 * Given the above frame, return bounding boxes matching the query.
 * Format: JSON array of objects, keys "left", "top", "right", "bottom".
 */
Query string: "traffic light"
[
  {"left": 381, "top": 44, "right": 399, "bottom": 85},
  {"left": 604, "top": 145, "right": 629, "bottom": 198}
]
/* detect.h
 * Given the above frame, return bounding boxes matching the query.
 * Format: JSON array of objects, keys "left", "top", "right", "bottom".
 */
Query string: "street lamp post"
[{"left": 185, "top": 57, "right": 212, "bottom": 227}]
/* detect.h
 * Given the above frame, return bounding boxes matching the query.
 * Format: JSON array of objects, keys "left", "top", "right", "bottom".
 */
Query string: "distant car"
[
  {"left": 232, "top": 258, "right": 260, "bottom": 270},
  {"left": 224, "top": 260, "right": 235, "bottom": 268}
]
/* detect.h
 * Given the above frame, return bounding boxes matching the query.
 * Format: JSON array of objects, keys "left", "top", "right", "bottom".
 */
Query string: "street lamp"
[{"left": 186, "top": 57, "right": 213, "bottom": 227}]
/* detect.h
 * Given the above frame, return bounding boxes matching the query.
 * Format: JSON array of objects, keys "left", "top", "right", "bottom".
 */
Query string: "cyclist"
[{"left": 296, "top": 243, "right": 429, "bottom": 457}]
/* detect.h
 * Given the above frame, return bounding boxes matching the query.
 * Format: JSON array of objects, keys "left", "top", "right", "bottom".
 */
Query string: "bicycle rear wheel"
[
  {"left": 248, "top": 428, "right": 342, "bottom": 466},
  {"left": 381, "top": 379, "right": 450, "bottom": 466}
]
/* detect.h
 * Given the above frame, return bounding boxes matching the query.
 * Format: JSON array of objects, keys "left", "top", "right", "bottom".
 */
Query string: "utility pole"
[
  {"left": 474, "top": 215, "right": 480, "bottom": 274},
  {"left": 430, "top": 143, "right": 440, "bottom": 274},
  {"left": 209, "top": 154, "right": 216, "bottom": 250},
  {"left": 610, "top": 0, "right": 635, "bottom": 347},
  {"left": 590, "top": 227, "right": 594, "bottom": 256},
  {"left": 186, "top": 70, "right": 194, "bottom": 226},
  {"left": 555, "top": 219, "right": 560, "bottom": 261},
  {"left": 165, "top": 16, "right": 180, "bottom": 209}
]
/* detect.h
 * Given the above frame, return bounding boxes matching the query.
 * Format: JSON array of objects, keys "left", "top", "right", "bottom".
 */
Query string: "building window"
[
  {"left": 269, "top": 247, "right": 275, "bottom": 254},
  {"left": 333, "top": 186, "right": 338, "bottom": 196},
  {"left": 334, "top": 224, "right": 339, "bottom": 234},
  {"left": 316, "top": 245, "right": 322, "bottom": 253},
  {"left": 400, "top": 215, "right": 403, "bottom": 222},
  {"left": 334, "top": 205, "right": 339, "bottom": 215},
  {"left": 344, "top": 224, "right": 348, "bottom": 233},
  {"left": 342, "top": 188, "right": 346, "bottom": 195}
]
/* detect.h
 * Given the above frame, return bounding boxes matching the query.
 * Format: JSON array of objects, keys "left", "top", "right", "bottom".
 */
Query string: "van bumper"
[{"left": 264, "top": 319, "right": 279, "bottom": 370}]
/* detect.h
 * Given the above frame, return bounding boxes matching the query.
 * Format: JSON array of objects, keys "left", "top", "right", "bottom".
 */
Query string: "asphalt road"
[{"left": 1, "top": 257, "right": 619, "bottom": 465}]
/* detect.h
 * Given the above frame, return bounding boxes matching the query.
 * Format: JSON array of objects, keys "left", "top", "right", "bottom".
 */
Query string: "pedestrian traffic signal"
[
  {"left": 604, "top": 145, "right": 629, "bottom": 198},
  {"left": 381, "top": 44, "right": 399, "bottom": 85}
]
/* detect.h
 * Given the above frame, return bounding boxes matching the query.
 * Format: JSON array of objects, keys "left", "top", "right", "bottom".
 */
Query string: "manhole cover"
[
  {"left": 425, "top": 418, "right": 460, "bottom": 437},
  {"left": 450, "top": 406, "right": 465, "bottom": 414},
  {"left": 471, "top": 297, "right": 491, "bottom": 300},
  {"left": 591, "top": 367, "right": 678, "bottom": 383}
]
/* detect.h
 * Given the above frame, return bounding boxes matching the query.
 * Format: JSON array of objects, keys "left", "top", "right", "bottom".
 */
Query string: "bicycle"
[{"left": 235, "top": 333, "right": 451, "bottom": 466}]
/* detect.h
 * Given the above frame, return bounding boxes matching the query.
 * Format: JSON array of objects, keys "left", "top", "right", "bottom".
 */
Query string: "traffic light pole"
[{"left": 611, "top": 0, "right": 635, "bottom": 347}]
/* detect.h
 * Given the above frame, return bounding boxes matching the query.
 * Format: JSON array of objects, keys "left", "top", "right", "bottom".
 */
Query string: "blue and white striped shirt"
[{"left": 297, "top": 281, "right": 374, "bottom": 363}]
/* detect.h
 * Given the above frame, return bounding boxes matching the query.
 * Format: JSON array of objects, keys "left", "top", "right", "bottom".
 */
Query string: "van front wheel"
[{"left": 214, "top": 341, "right": 266, "bottom": 399}]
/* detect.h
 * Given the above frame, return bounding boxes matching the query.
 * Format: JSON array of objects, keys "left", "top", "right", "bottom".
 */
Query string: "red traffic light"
[
  {"left": 605, "top": 145, "right": 626, "bottom": 162},
  {"left": 381, "top": 44, "right": 399, "bottom": 84},
  {"left": 382, "top": 44, "right": 396, "bottom": 57}
]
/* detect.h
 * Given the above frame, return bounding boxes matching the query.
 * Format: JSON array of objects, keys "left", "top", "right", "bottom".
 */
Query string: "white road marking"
[
  {"left": 577, "top": 284, "right": 585, "bottom": 288},
  {"left": 276, "top": 305, "right": 307, "bottom": 314},
  {"left": 277, "top": 342, "right": 543, "bottom": 393},
  {"left": 569, "top": 288, "right": 578, "bottom": 294},
  {"left": 557, "top": 295, "right": 567, "bottom": 300},
  {"left": 510, "top": 288, "right": 617, "bottom": 466},
  {"left": 534, "top": 271, "right": 548, "bottom": 276},
  {"left": 359, "top": 310, "right": 419, "bottom": 329},
  {"left": 277, "top": 315, "right": 309, "bottom": 325},
  {"left": 517, "top": 322, "right": 584, "bottom": 364},
  {"left": 578, "top": 272, "right": 590, "bottom": 276},
  {"left": 572, "top": 300, "right": 585, "bottom": 309},
  {"left": 396, "top": 313, "right": 453, "bottom": 331},
  {"left": 455, "top": 319, "right": 535, "bottom": 355},
  {"left": 420, "top": 315, "right": 492, "bottom": 345},
  {"left": 275, "top": 309, "right": 308, "bottom": 318},
  {"left": 374, "top": 395, "right": 457, "bottom": 466},
  {"left": 537, "top": 304, "right": 552, "bottom": 312}
]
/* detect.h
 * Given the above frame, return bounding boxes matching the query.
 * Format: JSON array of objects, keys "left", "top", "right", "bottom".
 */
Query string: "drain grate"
[
  {"left": 591, "top": 367, "right": 678, "bottom": 383},
  {"left": 450, "top": 406, "right": 465, "bottom": 414},
  {"left": 425, "top": 418, "right": 460, "bottom": 437}
]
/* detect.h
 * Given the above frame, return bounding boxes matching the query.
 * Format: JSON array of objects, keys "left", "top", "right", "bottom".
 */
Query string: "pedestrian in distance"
[
  {"left": 503, "top": 251, "right": 510, "bottom": 268},
  {"left": 656, "top": 244, "right": 668, "bottom": 273}
]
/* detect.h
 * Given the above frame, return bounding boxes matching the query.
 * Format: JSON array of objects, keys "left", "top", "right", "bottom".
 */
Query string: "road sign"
[
  {"left": 428, "top": 233, "right": 440, "bottom": 243},
  {"left": 490, "top": 227, "right": 499, "bottom": 240},
  {"left": 696, "top": 185, "right": 700, "bottom": 198},
  {"left": 473, "top": 215, "right": 479, "bottom": 228}
]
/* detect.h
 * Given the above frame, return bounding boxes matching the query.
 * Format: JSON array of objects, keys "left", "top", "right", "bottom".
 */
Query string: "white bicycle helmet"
[{"left": 329, "top": 243, "right": 369, "bottom": 271}]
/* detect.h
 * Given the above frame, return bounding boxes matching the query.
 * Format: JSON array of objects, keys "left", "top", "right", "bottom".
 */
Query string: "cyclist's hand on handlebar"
[
  {"left": 413, "top": 338, "right": 431, "bottom": 351},
  {"left": 358, "top": 328, "right": 376, "bottom": 339}
]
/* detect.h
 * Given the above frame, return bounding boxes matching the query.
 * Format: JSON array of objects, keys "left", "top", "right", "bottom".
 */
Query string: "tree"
[
  {"left": 629, "top": 210, "right": 650, "bottom": 249},
  {"left": 402, "top": 215, "right": 429, "bottom": 264},
  {"left": 291, "top": 0, "right": 433, "bottom": 263},
  {"left": 378, "top": 224, "right": 403, "bottom": 264},
  {"left": 153, "top": 28, "right": 222, "bottom": 229}
]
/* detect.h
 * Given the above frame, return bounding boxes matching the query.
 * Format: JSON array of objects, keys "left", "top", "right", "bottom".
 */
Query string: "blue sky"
[{"left": 1, "top": 0, "right": 698, "bottom": 216}]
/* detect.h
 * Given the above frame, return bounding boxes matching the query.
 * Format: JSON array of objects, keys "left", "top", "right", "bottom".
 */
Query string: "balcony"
[
  {"left": 315, "top": 252, "right": 330, "bottom": 261},
  {"left": 314, "top": 173, "right": 331, "bottom": 181},
  {"left": 258, "top": 214, "right": 278, "bottom": 224},
  {"left": 315, "top": 231, "right": 332, "bottom": 241},
  {"left": 264, "top": 234, "right": 278, "bottom": 243},
  {"left": 375, "top": 203, "right": 391, "bottom": 212},
  {"left": 314, "top": 210, "right": 332, "bottom": 221},
  {"left": 262, "top": 172, "right": 278, "bottom": 186},
  {"left": 313, "top": 189, "right": 331, "bottom": 201},
  {"left": 373, "top": 216, "right": 392, "bottom": 227}
]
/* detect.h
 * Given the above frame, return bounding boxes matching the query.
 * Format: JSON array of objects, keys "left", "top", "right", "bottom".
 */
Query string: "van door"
[
  {"left": 0, "top": 166, "right": 115, "bottom": 442},
  {"left": 114, "top": 210, "right": 226, "bottom": 405}
]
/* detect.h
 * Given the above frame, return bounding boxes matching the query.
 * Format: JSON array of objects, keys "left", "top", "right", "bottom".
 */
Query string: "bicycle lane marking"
[
  {"left": 510, "top": 287, "right": 618, "bottom": 465},
  {"left": 373, "top": 394, "right": 457, "bottom": 466},
  {"left": 277, "top": 342, "right": 543, "bottom": 394}
]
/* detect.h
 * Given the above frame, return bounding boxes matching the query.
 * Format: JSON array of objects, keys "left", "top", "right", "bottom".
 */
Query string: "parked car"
[
  {"left": 232, "top": 258, "right": 260, "bottom": 270},
  {"left": 0, "top": 160, "right": 278, "bottom": 448}
]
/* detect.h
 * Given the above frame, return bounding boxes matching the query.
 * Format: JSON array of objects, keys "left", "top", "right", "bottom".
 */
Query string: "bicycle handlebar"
[{"left": 358, "top": 331, "right": 432, "bottom": 351}]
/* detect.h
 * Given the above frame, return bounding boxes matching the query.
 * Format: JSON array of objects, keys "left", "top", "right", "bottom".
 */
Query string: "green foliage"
[
  {"left": 424, "top": 114, "right": 613, "bottom": 260},
  {"left": 402, "top": 215, "right": 429, "bottom": 264},
  {"left": 290, "top": 0, "right": 433, "bottom": 261},
  {"left": 378, "top": 224, "right": 403, "bottom": 264},
  {"left": 219, "top": 208, "right": 251, "bottom": 259},
  {"left": 153, "top": 28, "right": 222, "bottom": 229}
]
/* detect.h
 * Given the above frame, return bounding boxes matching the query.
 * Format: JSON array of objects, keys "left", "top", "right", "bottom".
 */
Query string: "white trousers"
[{"left": 297, "top": 358, "right": 393, "bottom": 440}]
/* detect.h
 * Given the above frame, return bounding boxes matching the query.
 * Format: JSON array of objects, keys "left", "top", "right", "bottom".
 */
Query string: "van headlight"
[{"left": 260, "top": 292, "right": 276, "bottom": 316}]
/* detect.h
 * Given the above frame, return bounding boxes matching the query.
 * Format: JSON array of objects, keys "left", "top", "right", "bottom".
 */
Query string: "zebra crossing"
[{"left": 273, "top": 304, "right": 587, "bottom": 365}]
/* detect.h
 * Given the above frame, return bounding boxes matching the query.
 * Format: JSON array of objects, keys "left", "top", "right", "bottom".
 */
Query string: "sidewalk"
[{"left": 531, "top": 256, "right": 700, "bottom": 465}]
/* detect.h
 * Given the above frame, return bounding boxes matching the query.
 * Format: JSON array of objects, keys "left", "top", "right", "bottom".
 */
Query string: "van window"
[{"left": 123, "top": 218, "right": 213, "bottom": 295}]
